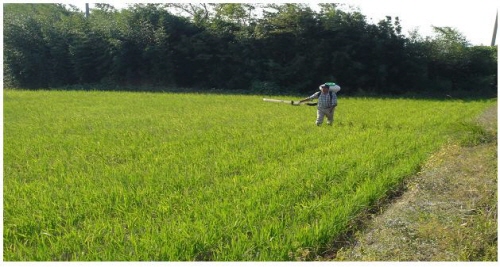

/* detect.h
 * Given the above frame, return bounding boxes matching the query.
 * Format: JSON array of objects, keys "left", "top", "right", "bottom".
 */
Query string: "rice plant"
[{"left": 3, "top": 90, "right": 495, "bottom": 260}]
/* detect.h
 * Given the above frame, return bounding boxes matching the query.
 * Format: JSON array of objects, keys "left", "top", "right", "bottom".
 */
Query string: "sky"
[
  {"left": 351, "top": 0, "right": 499, "bottom": 46},
  {"left": 9, "top": 0, "right": 500, "bottom": 46}
]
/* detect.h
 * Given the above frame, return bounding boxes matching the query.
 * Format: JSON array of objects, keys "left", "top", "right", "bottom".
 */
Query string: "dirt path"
[{"left": 333, "top": 104, "right": 498, "bottom": 261}]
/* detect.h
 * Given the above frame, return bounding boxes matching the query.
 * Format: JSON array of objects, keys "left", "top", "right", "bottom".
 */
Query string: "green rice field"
[{"left": 3, "top": 89, "right": 495, "bottom": 260}]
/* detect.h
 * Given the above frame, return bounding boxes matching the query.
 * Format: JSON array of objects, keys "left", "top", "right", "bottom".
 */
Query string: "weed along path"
[{"left": 333, "top": 104, "right": 498, "bottom": 261}]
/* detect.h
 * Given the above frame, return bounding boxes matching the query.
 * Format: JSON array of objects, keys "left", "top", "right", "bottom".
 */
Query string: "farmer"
[{"left": 297, "top": 83, "right": 341, "bottom": 126}]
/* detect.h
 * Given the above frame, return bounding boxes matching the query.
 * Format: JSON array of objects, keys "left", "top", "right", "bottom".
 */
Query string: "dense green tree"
[
  {"left": 213, "top": 3, "right": 257, "bottom": 27},
  {"left": 3, "top": 3, "right": 497, "bottom": 96},
  {"left": 3, "top": 4, "right": 77, "bottom": 88}
]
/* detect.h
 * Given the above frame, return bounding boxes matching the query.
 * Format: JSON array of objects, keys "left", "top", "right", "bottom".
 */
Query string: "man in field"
[{"left": 297, "top": 83, "right": 341, "bottom": 126}]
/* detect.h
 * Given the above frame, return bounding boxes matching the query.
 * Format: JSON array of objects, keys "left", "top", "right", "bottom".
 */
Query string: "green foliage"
[
  {"left": 2, "top": 3, "right": 497, "bottom": 96},
  {"left": 3, "top": 90, "right": 495, "bottom": 260},
  {"left": 422, "top": 27, "right": 498, "bottom": 94},
  {"left": 3, "top": 4, "right": 58, "bottom": 88},
  {"left": 454, "top": 121, "right": 496, "bottom": 146},
  {"left": 213, "top": 3, "right": 256, "bottom": 27}
]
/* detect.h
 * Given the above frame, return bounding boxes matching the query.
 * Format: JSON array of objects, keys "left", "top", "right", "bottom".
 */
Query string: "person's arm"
[
  {"left": 297, "top": 97, "right": 311, "bottom": 104},
  {"left": 297, "top": 92, "right": 319, "bottom": 104}
]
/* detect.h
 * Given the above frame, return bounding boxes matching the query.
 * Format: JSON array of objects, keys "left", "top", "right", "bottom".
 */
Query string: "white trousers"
[{"left": 316, "top": 106, "right": 336, "bottom": 125}]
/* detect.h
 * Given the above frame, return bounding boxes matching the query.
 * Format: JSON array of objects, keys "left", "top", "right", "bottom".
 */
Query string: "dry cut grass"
[{"left": 334, "top": 104, "right": 498, "bottom": 261}]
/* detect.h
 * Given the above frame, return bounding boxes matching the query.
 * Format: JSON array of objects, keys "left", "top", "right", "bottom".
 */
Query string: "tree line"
[{"left": 3, "top": 3, "right": 497, "bottom": 96}]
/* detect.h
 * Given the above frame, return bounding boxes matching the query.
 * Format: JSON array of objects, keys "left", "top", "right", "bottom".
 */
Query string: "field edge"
[{"left": 328, "top": 103, "right": 498, "bottom": 261}]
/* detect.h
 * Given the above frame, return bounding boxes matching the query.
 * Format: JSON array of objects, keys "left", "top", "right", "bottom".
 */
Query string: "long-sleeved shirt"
[{"left": 308, "top": 90, "right": 338, "bottom": 108}]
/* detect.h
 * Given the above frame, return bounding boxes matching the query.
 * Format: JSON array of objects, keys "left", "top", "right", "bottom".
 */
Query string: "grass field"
[{"left": 3, "top": 89, "right": 496, "bottom": 261}]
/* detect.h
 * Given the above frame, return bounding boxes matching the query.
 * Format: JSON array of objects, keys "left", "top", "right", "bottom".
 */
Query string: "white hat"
[{"left": 319, "top": 84, "right": 329, "bottom": 90}]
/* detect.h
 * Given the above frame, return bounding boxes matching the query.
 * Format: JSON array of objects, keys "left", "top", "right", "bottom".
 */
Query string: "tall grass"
[{"left": 3, "top": 90, "right": 495, "bottom": 260}]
